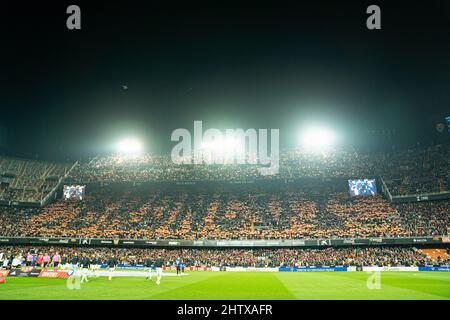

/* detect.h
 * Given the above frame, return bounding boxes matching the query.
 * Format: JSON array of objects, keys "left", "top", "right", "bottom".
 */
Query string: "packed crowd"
[
  {"left": 0, "top": 157, "right": 72, "bottom": 202},
  {"left": 0, "top": 145, "right": 448, "bottom": 203},
  {"left": 0, "top": 187, "right": 448, "bottom": 240},
  {"left": 397, "top": 201, "right": 450, "bottom": 236},
  {"left": 67, "top": 144, "right": 450, "bottom": 196},
  {"left": 0, "top": 245, "right": 447, "bottom": 268}
]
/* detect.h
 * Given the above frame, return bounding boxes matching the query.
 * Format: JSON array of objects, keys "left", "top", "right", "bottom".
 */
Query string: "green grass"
[{"left": 1, "top": 272, "right": 449, "bottom": 300}]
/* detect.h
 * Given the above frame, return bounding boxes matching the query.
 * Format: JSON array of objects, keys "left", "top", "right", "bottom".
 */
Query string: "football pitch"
[{"left": 1, "top": 271, "right": 449, "bottom": 300}]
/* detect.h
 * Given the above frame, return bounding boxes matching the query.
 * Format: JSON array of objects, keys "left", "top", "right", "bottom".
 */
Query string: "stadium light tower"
[
  {"left": 117, "top": 138, "right": 143, "bottom": 155},
  {"left": 300, "top": 127, "right": 336, "bottom": 148}
]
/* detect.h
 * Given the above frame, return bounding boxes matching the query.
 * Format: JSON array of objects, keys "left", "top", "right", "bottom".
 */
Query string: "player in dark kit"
[
  {"left": 176, "top": 258, "right": 181, "bottom": 275},
  {"left": 67, "top": 254, "right": 80, "bottom": 277},
  {"left": 91, "top": 255, "right": 100, "bottom": 278},
  {"left": 80, "top": 255, "right": 90, "bottom": 283},
  {"left": 155, "top": 257, "right": 164, "bottom": 285},
  {"left": 145, "top": 258, "right": 153, "bottom": 280},
  {"left": 71, "top": 254, "right": 79, "bottom": 269},
  {"left": 108, "top": 255, "right": 118, "bottom": 281}
]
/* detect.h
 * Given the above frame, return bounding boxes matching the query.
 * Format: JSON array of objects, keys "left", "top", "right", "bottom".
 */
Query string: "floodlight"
[
  {"left": 117, "top": 138, "right": 143, "bottom": 154},
  {"left": 301, "top": 127, "right": 335, "bottom": 147}
]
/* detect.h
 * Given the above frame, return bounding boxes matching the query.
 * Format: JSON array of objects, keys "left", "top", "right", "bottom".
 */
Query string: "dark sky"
[{"left": 1, "top": 0, "right": 450, "bottom": 161}]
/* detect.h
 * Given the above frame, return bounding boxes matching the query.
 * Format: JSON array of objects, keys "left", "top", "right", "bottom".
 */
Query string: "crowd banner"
[
  {"left": 418, "top": 266, "right": 450, "bottom": 272},
  {"left": 210, "top": 267, "right": 278, "bottom": 272},
  {"left": 391, "top": 191, "right": 450, "bottom": 203},
  {"left": 162, "top": 266, "right": 212, "bottom": 271},
  {"left": 362, "top": 266, "right": 419, "bottom": 272},
  {"left": 99, "top": 265, "right": 213, "bottom": 271},
  {"left": 7, "top": 267, "right": 41, "bottom": 277},
  {"left": 38, "top": 270, "right": 70, "bottom": 279},
  {"left": 0, "top": 270, "right": 10, "bottom": 277},
  {"left": 278, "top": 266, "right": 348, "bottom": 272},
  {"left": 115, "top": 264, "right": 145, "bottom": 269},
  {"left": 3, "top": 266, "right": 450, "bottom": 276},
  {"left": 0, "top": 235, "right": 446, "bottom": 248}
]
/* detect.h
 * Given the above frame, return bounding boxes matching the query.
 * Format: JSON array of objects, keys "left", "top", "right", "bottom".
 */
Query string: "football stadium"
[
  {"left": 1, "top": 146, "right": 449, "bottom": 299},
  {"left": 1, "top": 1, "right": 450, "bottom": 303}
]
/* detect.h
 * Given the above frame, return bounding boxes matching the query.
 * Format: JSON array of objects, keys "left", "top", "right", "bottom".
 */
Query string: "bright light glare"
[
  {"left": 223, "top": 136, "right": 242, "bottom": 153},
  {"left": 200, "top": 136, "right": 244, "bottom": 164},
  {"left": 301, "top": 127, "right": 335, "bottom": 147},
  {"left": 117, "top": 138, "right": 143, "bottom": 154},
  {"left": 201, "top": 136, "right": 242, "bottom": 154}
]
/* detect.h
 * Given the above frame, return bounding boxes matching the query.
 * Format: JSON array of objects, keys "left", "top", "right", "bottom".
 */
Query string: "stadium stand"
[
  {"left": 0, "top": 146, "right": 448, "bottom": 272},
  {"left": 396, "top": 201, "right": 450, "bottom": 236},
  {"left": 1, "top": 246, "right": 447, "bottom": 268},
  {"left": 418, "top": 248, "right": 449, "bottom": 263},
  {"left": 0, "top": 146, "right": 450, "bottom": 276},
  {"left": 0, "top": 157, "right": 73, "bottom": 203},
  {"left": 67, "top": 144, "right": 450, "bottom": 196},
  {"left": 0, "top": 187, "right": 448, "bottom": 239}
]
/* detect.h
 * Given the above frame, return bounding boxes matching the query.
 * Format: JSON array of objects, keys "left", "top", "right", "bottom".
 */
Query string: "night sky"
[{"left": 1, "top": 0, "right": 450, "bottom": 161}]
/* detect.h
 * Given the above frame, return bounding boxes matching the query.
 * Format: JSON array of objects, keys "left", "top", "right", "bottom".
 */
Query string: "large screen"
[
  {"left": 348, "top": 179, "right": 377, "bottom": 197},
  {"left": 63, "top": 185, "right": 85, "bottom": 200}
]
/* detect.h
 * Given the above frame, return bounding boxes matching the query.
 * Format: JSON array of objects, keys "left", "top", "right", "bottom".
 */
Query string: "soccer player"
[
  {"left": 155, "top": 257, "right": 164, "bottom": 286},
  {"left": 145, "top": 257, "right": 153, "bottom": 280},
  {"left": 96, "top": 255, "right": 103, "bottom": 277},
  {"left": 52, "top": 252, "right": 61, "bottom": 272},
  {"left": 176, "top": 257, "right": 181, "bottom": 275},
  {"left": 80, "top": 255, "right": 90, "bottom": 283},
  {"left": 43, "top": 253, "right": 50, "bottom": 271},
  {"left": 90, "top": 254, "right": 99, "bottom": 278},
  {"left": 36, "top": 253, "right": 43, "bottom": 268},
  {"left": 60, "top": 254, "right": 68, "bottom": 270},
  {"left": 107, "top": 255, "right": 117, "bottom": 281},
  {"left": 6, "top": 253, "right": 13, "bottom": 270},
  {"left": 71, "top": 254, "right": 80, "bottom": 270},
  {"left": 32, "top": 252, "right": 37, "bottom": 268},
  {"left": 181, "top": 260, "right": 186, "bottom": 274},
  {"left": 12, "top": 254, "right": 23, "bottom": 268},
  {"left": 26, "top": 252, "right": 33, "bottom": 267}
]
